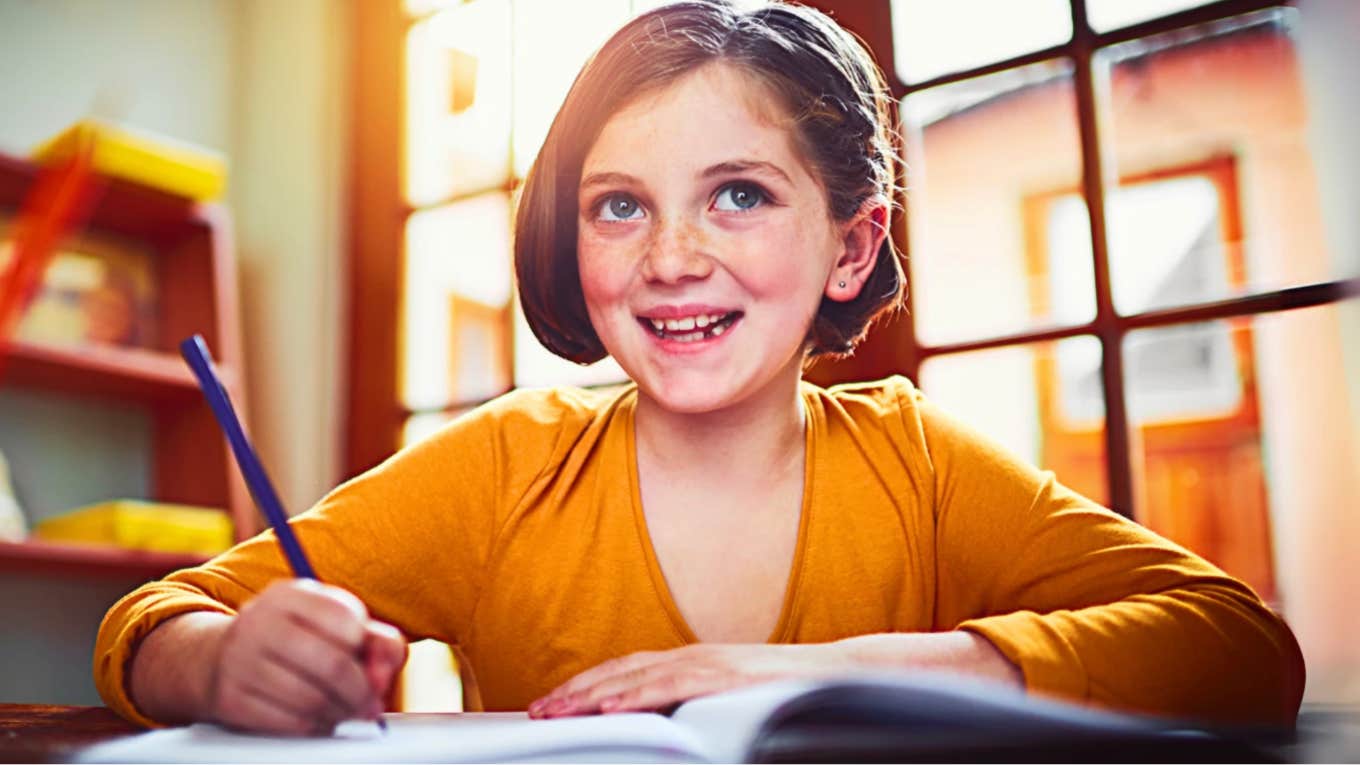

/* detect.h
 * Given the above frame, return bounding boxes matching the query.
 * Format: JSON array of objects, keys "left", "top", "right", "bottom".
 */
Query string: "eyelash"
[{"left": 591, "top": 182, "right": 774, "bottom": 222}]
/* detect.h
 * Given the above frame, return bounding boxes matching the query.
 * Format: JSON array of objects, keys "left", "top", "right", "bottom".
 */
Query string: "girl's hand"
[
  {"left": 204, "top": 579, "right": 407, "bottom": 735},
  {"left": 526, "top": 632, "right": 1022, "bottom": 718},
  {"left": 527, "top": 643, "right": 855, "bottom": 718}
]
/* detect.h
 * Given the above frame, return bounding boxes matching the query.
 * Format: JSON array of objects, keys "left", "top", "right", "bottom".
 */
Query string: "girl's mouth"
[{"left": 636, "top": 310, "right": 743, "bottom": 344}]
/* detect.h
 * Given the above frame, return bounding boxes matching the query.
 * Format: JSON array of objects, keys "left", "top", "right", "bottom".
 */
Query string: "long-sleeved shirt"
[{"left": 94, "top": 376, "right": 1305, "bottom": 727}]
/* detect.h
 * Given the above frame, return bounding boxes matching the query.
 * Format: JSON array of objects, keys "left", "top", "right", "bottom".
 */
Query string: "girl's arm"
[
  {"left": 94, "top": 396, "right": 515, "bottom": 728},
  {"left": 914, "top": 390, "right": 1305, "bottom": 726}
]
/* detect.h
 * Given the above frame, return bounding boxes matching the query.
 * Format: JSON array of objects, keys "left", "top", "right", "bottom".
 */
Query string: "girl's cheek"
[{"left": 577, "top": 242, "right": 633, "bottom": 302}]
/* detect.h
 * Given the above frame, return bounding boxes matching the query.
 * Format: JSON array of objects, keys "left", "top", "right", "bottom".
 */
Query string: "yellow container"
[
  {"left": 34, "top": 499, "right": 233, "bottom": 555},
  {"left": 32, "top": 119, "right": 228, "bottom": 201}
]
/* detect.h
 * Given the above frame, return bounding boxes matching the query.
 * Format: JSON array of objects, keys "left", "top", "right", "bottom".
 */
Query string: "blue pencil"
[{"left": 179, "top": 333, "right": 387, "bottom": 733}]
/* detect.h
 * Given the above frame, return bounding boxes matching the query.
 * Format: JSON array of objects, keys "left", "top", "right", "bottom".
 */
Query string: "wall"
[
  {"left": 0, "top": 0, "right": 348, "bottom": 704},
  {"left": 1293, "top": 0, "right": 1360, "bottom": 704},
  {"left": 230, "top": 0, "right": 349, "bottom": 522}
]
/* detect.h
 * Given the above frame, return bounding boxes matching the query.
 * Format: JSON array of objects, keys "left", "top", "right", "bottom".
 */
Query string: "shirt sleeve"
[
  {"left": 91, "top": 391, "right": 537, "bottom": 727},
  {"left": 905, "top": 386, "right": 1305, "bottom": 726}
]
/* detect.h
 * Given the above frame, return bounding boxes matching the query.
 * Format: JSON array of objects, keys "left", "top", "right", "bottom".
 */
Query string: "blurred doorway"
[{"left": 1026, "top": 157, "right": 1277, "bottom": 602}]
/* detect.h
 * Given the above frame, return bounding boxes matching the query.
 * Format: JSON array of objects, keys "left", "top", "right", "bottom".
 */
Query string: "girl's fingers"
[
  {"left": 597, "top": 669, "right": 728, "bottom": 714},
  {"left": 362, "top": 621, "right": 408, "bottom": 699},
  {"left": 552, "top": 657, "right": 695, "bottom": 716},
  {"left": 263, "top": 626, "right": 373, "bottom": 716},
  {"left": 216, "top": 682, "right": 326, "bottom": 737},
  {"left": 278, "top": 581, "right": 369, "bottom": 653},
  {"left": 249, "top": 651, "right": 355, "bottom": 725},
  {"left": 529, "top": 650, "right": 672, "bottom": 715}
]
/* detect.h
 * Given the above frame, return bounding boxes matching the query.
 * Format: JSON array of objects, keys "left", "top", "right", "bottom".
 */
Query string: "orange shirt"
[{"left": 94, "top": 377, "right": 1304, "bottom": 727}]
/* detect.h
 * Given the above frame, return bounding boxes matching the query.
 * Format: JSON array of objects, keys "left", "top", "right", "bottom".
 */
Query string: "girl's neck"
[{"left": 633, "top": 369, "right": 807, "bottom": 479}]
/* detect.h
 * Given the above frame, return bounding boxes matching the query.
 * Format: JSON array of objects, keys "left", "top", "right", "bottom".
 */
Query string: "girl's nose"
[{"left": 640, "top": 218, "right": 714, "bottom": 284}]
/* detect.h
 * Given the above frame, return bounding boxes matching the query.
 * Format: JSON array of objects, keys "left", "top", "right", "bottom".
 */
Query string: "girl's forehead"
[
  {"left": 638, "top": 63, "right": 794, "bottom": 126},
  {"left": 583, "top": 63, "right": 815, "bottom": 179}
]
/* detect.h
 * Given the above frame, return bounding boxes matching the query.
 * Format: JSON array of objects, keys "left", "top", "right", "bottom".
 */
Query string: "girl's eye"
[
  {"left": 713, "top": 183, "right": 767, "bottom": 212},
  {"left": 597, "top": 194, "right": 644, "bottom": 222}
]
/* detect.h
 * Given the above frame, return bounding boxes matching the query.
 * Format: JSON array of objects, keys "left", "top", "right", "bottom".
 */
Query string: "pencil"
[{"left": 179, "top": 333, "right": 388, "bottom": 733}]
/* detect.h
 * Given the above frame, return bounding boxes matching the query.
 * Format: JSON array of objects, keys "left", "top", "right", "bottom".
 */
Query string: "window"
[
  {"left": 398, "top": 0, "right": 646, "bottom": 445},
  {"left": 892, "top": 0, "right": 1359, "bottom": 608}
]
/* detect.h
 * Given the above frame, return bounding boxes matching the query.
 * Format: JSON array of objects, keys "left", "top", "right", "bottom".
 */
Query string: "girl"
[{"left": 96, "top": 0, "right": 1304, "bottom": 735}]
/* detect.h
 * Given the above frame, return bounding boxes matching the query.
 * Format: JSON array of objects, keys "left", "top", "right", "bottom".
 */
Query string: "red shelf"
[
  {"left": 0, "top": 150, "right": 251, "bottom": 579},
  {"left": 2, "top": 339, "right": 239, "bottom": 404},
  {"left": 0, "top": 539, "right": 210, "bottom": 580}
]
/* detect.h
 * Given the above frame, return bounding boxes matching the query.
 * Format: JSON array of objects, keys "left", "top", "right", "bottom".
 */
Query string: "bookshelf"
[{"left": 0, "top": 151, "right": 256, "bottom": 579}]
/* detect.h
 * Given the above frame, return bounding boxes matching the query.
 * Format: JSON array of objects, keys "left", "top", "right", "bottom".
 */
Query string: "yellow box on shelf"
[
  {"left": 31, "top": 119, "right": 227, "bottom": 201},
  {"left": 33, "top": 499, "right": 233, "bottom": 556}
]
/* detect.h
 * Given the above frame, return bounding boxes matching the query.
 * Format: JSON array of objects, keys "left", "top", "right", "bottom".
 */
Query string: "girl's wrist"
[
  {"left": 830, "top": 631, "right": 1024, "bottom": 690},
  {"left": 129, "top": 611, "right": 233, "bottom": 724}
]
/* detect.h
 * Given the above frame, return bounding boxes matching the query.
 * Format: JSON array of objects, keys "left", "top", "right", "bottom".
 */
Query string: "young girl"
[{"left": 96, "top": 0, "right": 1304, "bottom": 735}]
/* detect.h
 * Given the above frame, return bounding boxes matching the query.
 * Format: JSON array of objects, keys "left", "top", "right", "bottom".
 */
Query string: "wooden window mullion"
[{"left": 1069, "top": 0, "right": 1136, "bottom": 517}]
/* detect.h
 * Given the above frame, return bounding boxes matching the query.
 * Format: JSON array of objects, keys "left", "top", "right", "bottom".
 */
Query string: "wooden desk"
[
  {"left": 0, "top": 704, "right": 139, "bottom": 763},
  {"left": 2, "top": 701, "right": 1356, "bottom": 763}
]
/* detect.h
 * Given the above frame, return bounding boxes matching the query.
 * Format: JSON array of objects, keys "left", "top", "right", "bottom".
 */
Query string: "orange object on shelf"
[{"left": 0, "top": 132, "right": 101, "bottom": 381}]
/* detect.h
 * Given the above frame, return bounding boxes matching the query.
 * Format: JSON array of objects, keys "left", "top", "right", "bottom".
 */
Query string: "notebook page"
[
  {"left": 75, "top": 712, "right": 712, "bottom": 764},
  {"left": 669, "top": 680, "right": 822, "bottom": 762}
]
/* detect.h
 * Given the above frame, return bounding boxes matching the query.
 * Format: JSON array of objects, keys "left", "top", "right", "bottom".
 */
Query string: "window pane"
[
  {"left": 406, "top": 0, "right": 513, "bottom": 205},
  {"left": 630, "top": 0, "right": 675, "bottom": 15},
  {"left": 891, "top": 0, "right": 1072, "bottom": 84},
  {"left": 511, "top": 0, "right": 631, "bottom": 177},
  {"left": 1049, "top": 169, "right": 1237, "bottom": 315},
  {"left": 1123, "top": 303, "right": 1360, "bottom": 612},
  {"left": 401, "top": 639, "right": 463, "bottom": 713},
  {"left": 402, "top": 406, "right": 474, "bottom": 448},
  {"left": 1099, "top": 9, "right": 1346, "bottom": 308},
  {"left": 512, "top": 297, "right": 628, "bottom": 389},
  {"left": 405, "top": 0, "right": 459, "bottom": 17},
  {"left": 402, "top": 192, "right": 514, "bottom": 410},
  {"left": 918, "top": 337, "right": 1109, "bottom": 506},
  {"left": 903, "top": 60, "right": 1093, "bottom": 346},
  {"left": 1085, "top": 0, "right": 1216, "bottom": 32}
]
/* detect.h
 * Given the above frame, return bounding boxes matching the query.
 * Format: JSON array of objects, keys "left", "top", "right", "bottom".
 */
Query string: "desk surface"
[
  {"left": 0, "top": 704, "right": 139, "bottom": 763},
  {"left": 3, "top": 702, "right": 1358, "bottom": 763}
]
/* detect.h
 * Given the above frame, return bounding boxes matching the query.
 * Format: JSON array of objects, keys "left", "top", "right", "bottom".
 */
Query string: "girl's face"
[{"left": 576, "top": 63, "right": 859, "bottom": 414}]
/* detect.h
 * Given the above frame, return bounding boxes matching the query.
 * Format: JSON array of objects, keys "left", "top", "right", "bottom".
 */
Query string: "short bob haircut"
[{"left": 515, "top": 0, "right": 904, "bottom": 364}]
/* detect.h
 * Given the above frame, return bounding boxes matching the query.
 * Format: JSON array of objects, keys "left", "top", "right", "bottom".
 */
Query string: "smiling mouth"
[{"left": 637, "top": 311, "right": 744, "bottom": 343}]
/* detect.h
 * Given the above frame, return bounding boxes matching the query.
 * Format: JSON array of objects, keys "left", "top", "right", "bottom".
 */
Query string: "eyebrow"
[
  {"left": 578, "top": 159, "right": 794, "bottom": 191},
  {"left": 701, "top": 160, "right": 793, "bottom": 185}
]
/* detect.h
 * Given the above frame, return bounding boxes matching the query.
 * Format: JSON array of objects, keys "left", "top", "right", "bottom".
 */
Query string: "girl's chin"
[{"left": 636, "top": 382, "right": 740, "bottom": 414}]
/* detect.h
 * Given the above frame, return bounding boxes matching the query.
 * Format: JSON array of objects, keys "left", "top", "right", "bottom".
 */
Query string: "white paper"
[
  {"left": 75, "top": 712, "right": 712, "bottom": 764},
  {"left": 669, "top": 680, "right": 821, "bottom": 763}
]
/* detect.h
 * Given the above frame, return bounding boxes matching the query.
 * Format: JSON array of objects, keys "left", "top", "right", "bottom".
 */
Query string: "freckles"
[{"left": 578, "top": 240, "right": 634, "bottom": 301}]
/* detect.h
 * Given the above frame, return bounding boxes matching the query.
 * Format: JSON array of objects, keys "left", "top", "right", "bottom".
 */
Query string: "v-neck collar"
[{"left": 620, "top": 384, "right": 819, "bottom": 645}]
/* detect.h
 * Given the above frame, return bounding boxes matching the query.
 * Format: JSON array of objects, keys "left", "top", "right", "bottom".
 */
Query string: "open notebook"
[{"left": 75, "top": 673, "right": 1275, "bottom": 763}]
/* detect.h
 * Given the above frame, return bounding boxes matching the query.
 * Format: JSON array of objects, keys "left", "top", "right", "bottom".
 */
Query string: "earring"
[{"left": 838, "top": 280, "right": 846, "bottom": 288}]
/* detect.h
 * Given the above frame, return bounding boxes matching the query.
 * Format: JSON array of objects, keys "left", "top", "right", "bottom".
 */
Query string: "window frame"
[{"left": 892, "top": 0, "right": 1359, "bottom": 517}]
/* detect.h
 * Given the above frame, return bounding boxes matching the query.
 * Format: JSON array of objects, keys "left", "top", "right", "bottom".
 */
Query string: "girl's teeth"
[{"left": 643, "top": 312, "right": 736, "bottom": 341}]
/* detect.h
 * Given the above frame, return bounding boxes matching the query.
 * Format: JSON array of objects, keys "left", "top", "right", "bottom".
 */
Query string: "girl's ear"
[{"left": 825, "top": 199, "right": 889, "bottom": 302}]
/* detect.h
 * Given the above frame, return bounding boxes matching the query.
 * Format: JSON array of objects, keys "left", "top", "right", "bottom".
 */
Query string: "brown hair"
[{"left": 515, "top": 0, "right": 903, "bottom": 363}]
